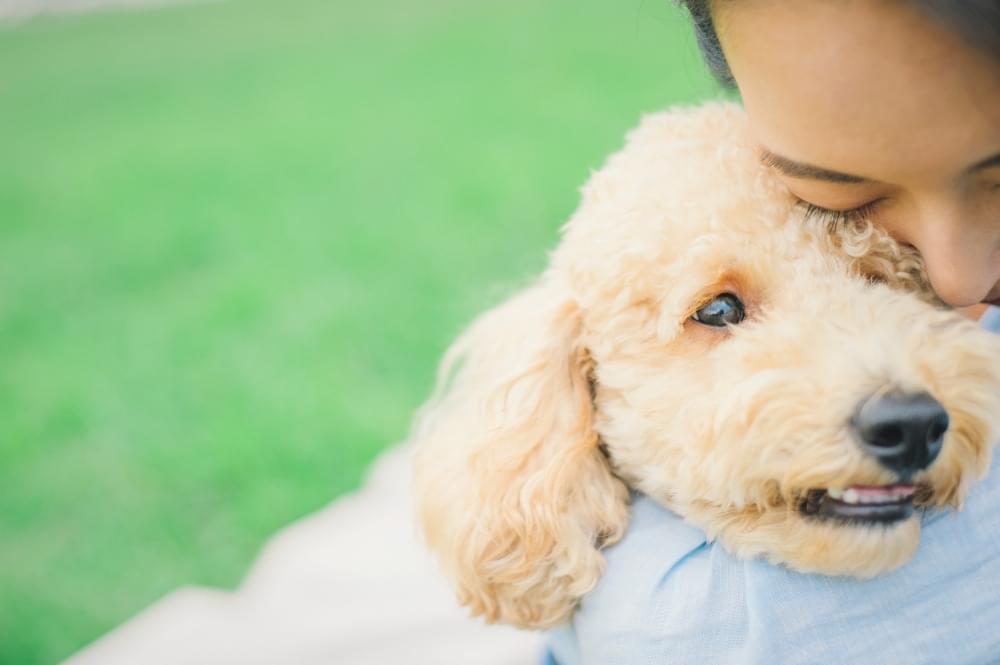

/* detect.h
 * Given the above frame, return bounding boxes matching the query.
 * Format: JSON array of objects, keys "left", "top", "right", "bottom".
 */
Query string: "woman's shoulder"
[
  {"left": 547, "top": 493, "right": 717, "bottom": 665},
  {"left": 550, "top": 451, "right": 1000, "bottom": 665},
  {"left": 982, "top": 305, "right": 1000, "bottom": 333}
]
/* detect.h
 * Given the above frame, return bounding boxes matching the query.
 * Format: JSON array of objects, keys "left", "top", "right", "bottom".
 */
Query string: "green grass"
[{"left": 0, "top": 1, "right": 718, "bottom": 662}]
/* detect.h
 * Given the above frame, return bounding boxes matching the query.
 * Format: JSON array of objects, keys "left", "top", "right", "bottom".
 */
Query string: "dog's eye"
[{"left": 693, "top": 293, "right": 745, "bottom": 327}]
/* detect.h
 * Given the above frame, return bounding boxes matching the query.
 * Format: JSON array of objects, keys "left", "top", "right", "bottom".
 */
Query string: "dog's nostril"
[
  {"left": 928, "top": 415, "right": 949, "bottom": 444},
  {"left": 850, "top": 391, "right": 949, "bottom": 474},
  {"left": 867, "top": 423, "right": 905, "bottom": 449}
]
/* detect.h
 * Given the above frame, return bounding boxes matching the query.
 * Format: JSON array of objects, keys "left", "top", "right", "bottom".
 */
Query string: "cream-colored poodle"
[{"left": 411, "top": 103, "right": 1000, "bottom": 629}]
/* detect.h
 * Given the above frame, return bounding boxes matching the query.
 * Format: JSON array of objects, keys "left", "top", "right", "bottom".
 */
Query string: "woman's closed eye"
[{"left": 799, "top": 197, "right": 886, "bottom": 229}]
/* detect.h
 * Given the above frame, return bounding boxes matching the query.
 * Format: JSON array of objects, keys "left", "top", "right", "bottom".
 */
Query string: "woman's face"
[{"left": 715, "top": 0, "right": 1000, "bottom": 307}]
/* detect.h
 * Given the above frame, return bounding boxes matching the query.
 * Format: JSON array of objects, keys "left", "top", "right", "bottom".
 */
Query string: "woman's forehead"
[{"left": 716, "top": 0, "right": 1000, "bottom": 185}]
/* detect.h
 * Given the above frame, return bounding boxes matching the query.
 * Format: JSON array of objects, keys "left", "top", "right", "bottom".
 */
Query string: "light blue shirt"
[{"left": 548, "top": 307, "right": 1000, "bottom": 665}]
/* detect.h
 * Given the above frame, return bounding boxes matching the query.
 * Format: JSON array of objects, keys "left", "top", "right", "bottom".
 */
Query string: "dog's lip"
[{"left": 800, "top": 484, "right": 916, "bottom": 525}]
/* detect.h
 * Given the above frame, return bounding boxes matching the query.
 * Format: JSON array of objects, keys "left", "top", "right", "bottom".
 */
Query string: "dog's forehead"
[{"left": 552, "top": 103, "right": 813, "bottom": 297}]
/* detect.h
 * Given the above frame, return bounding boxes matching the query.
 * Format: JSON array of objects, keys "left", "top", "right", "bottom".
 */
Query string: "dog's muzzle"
[{"left": 799, "top": 390, "right": 950, "bottom": 525}]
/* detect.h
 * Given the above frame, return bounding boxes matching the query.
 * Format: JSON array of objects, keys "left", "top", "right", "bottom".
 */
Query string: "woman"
[{"left": 546, "top": 1, "right": 1000, "bottom": 663}]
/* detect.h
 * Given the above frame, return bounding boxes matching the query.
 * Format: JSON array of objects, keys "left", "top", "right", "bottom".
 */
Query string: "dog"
[{"left": 411, "top": 103, "right": 1000, "bottom": 630}]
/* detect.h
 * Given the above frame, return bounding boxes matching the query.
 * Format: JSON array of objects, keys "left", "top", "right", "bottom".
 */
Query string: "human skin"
[{"left": 711, "top": 0, "right": 1000, "bottom": 314}]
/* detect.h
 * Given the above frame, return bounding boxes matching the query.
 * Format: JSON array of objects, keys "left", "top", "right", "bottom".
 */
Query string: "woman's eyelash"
[{"left": 800, "top": 199, "right": 883, "bottom": 229}]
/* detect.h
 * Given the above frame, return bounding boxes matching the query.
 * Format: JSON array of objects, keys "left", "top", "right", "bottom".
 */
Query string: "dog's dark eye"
[{"left": 693, "top": 293, "right": 745, "bottom": 327}]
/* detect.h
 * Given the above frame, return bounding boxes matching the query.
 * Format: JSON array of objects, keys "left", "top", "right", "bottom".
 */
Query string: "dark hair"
[{"left": 678, "top": 0, "right": 1000, "bottom": 87}]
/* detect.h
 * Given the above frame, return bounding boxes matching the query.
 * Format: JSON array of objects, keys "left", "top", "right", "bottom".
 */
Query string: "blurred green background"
[{"left": 0, "top": 0, "right": 717, "bottom": 662}]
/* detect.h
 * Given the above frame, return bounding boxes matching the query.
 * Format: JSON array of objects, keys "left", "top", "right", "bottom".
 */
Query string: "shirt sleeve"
[{"left": 548, "top": 495, "right": 752, "bottom": 665}]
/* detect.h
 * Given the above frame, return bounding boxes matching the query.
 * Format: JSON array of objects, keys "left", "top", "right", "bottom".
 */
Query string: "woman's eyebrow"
[{"left": 759, "top": 148, "right": 870, "bottom": 184}]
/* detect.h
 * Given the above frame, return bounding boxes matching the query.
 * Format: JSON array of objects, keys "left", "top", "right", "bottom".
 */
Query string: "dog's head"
[{"left": 412, "top": 104, "right": 1000, "bottom": 629}]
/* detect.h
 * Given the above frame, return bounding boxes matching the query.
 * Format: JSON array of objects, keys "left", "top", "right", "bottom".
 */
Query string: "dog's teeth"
[{"left": 824, "top": 484, "right": 916, "bottom": 507}]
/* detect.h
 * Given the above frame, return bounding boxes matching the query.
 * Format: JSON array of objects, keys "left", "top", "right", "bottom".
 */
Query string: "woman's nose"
[
  {"left": 906, "top": 204, "right": 1000, "bottom": 307},
  {"left": 923, "top": 252, "right": 1000, "bottom": 306}
]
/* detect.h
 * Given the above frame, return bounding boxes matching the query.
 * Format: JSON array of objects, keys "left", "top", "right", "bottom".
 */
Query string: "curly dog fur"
[{"left": 412, "top": 103, "right": 1000, "bottom": 629}]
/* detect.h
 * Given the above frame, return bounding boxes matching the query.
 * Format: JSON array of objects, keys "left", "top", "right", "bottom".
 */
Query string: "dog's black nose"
[{"left": 850, "top": 391, "right": 949, "bottom": 476}]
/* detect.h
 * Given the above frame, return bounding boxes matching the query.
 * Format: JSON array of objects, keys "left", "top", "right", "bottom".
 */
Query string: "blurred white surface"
[
  {"left": 63, "top": 445, "right": 543, "bottom": 665},
  {"left": 0, "top": 0, "right": 214, "bottom": 22}
]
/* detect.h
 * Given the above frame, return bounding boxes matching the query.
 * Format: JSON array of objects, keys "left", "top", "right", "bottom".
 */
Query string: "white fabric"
[{"left": 63, "top": 446, "right": 542, "bottom": 665}]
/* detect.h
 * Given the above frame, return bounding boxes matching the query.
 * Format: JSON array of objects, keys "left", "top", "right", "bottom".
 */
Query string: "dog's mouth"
[{"left": 798, "top": 484, "right": 916, "bottom": 525}]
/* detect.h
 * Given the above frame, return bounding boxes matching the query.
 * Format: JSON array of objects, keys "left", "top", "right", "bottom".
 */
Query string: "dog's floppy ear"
[{"left": 411, "top": 274, "right": 629, "bottom": 629}]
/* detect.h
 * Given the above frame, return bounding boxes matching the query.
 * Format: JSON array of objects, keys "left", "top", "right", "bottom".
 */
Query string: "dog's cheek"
[
  {"left": 591, "top": 362, "right": 709, "bottom": 499},
  {"left": 911, "top": 322, "right": 1000, "bottom": 505},
  {"left": 919, "top": 409, "right": 994, "bottom": 508}
]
